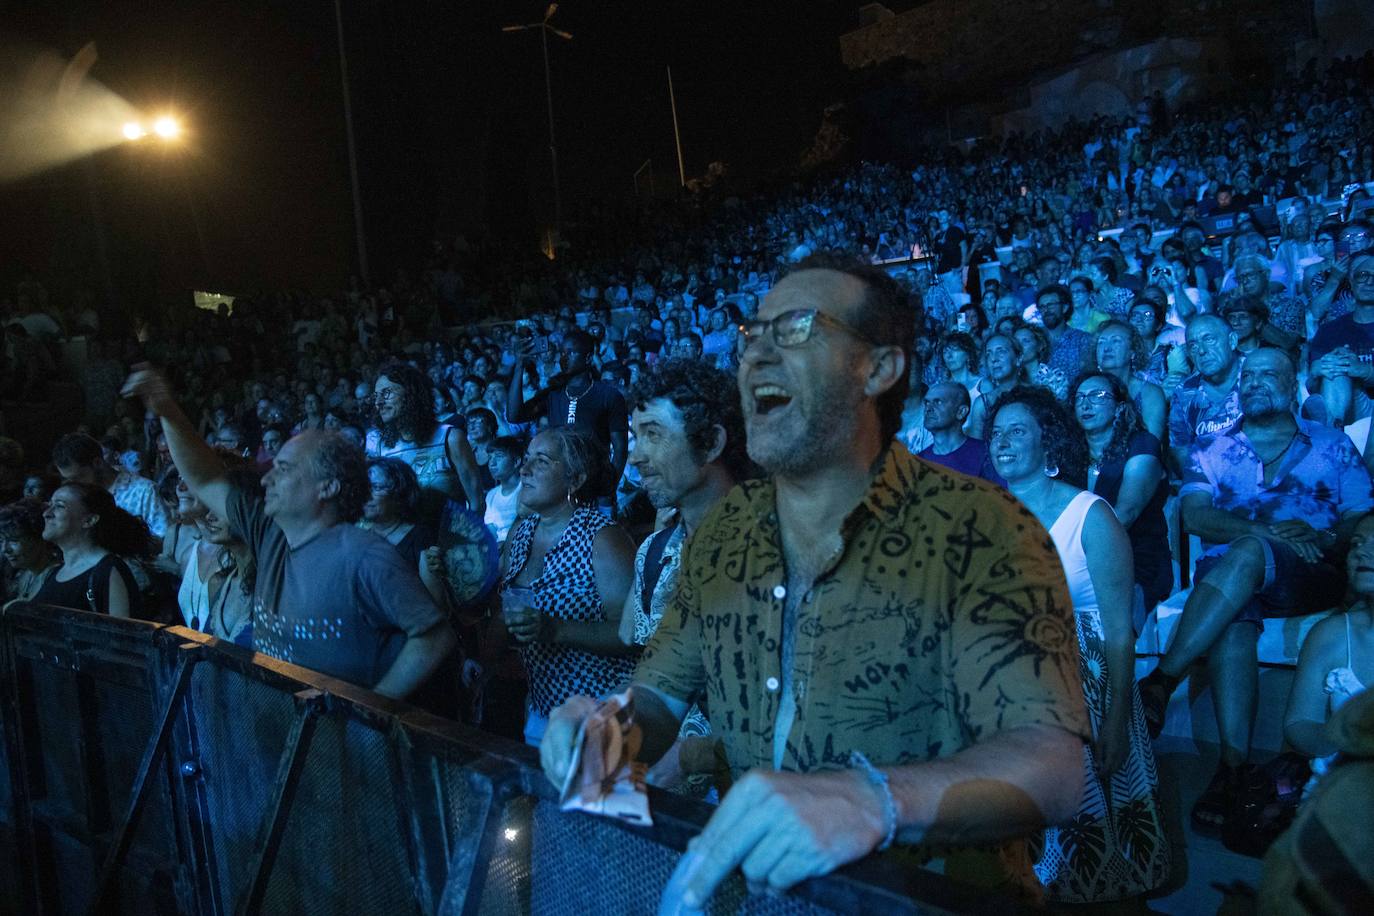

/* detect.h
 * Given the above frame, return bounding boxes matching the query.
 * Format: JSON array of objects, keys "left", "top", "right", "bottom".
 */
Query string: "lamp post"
[{"left": 502, "top": 3, "right": 573, "bottom": 240}]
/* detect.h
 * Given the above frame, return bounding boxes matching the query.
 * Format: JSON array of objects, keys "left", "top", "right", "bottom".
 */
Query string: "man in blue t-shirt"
[
  {"left": 1167, "top": 313, "right": 1243, "bottom": 476},
  {"left": 916, "top": 382, "right": 1003, "bottom": 484},
  {"left": 1307, "top": 248, "right": 1374, "bottom": 427}
]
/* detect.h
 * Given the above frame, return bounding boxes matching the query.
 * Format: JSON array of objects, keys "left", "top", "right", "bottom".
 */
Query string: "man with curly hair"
[
  {"left": 121, "top": 367, "right": 455, "bottom": 699},
  {"left": 616, "top": 357, "right": 752, "bottom": 791}
]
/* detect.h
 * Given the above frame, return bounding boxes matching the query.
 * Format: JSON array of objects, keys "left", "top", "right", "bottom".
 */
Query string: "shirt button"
[
  {"left": 772, "top": 585, "right": 786, "bottom": 600},
  {"left": 765, "top": 676, "right": 780, "bottom": 691}
]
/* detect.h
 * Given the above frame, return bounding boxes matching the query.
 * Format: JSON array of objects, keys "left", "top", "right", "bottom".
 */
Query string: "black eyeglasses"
[{"left": 735, "top": 309, "right": 875, "bottom": 357}]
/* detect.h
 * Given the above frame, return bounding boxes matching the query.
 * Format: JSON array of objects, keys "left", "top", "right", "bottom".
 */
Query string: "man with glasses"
[
  {"left": 367, "top": 361, "right": 485, "bottom": 526},
  {"left": 1308, "top": 248, "right": 1374, "bottom": 428},
  {"left": 506, "top": 329, "right": 629, "bottom": 501},
  {"left": 1308, "top": 221, "right": 1371, "bottom": 325},
  {"left": 1167, "top": 313, "right": 1244, "bottom": 476},
  {"left": 917, "top": 381, "right": 1002, "bottom": 483},
  {"left": 542, "top": 253, "right": 1088, "bottom": 904}
]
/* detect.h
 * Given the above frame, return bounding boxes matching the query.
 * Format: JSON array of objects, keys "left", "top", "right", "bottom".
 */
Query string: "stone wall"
[{"left": 839, "top": 0, "right": 1313, "bottom": 102}]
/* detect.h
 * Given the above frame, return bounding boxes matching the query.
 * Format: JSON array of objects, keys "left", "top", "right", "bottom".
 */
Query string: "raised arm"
[
  {"left": 444, "top": 427, "right": 485, "bottom": 510},
  {"left": 122, "top": 367, "right": 231, "bottom": 520}
]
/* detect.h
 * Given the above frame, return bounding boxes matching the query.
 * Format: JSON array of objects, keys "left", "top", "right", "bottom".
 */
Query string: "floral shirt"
[
  {"left": 1181, "top": 419, "right": 1373, "bottom": 553},
  {"left": 627, "top": 522, "right": 710, "bottom": 740}
]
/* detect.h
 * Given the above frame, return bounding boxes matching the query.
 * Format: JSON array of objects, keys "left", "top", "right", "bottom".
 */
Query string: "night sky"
[{"left": 0, "top": 0, "right": 858, "bottom": 306}]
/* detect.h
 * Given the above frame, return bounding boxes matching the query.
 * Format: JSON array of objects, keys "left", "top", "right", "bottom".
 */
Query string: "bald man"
[
  {"left": 1141, "top": 348, "right": 1372, "bottom": 834},
  {"left": 1167, "top": 313, "right": 1244, "bottom": 475}
]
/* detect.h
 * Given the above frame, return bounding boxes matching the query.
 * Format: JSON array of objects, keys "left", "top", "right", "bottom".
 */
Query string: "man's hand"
[
  {"left": 660, "top": 769, "right": 885, "bottom": 910},
  {"left": 1313, "top": 350, "right": 1349, "bottom": 380},
  {"left": 1268, "top": 520, "right": 1319, "bottom": 542},
  {"left": 540, "top": 695, "right": 600, "bottom": 788},
  {"left": 1266, "top": 521, "right": 1325, "bottom": 563},
  {"left": 121, "top": 365, "right": 182, "bottom": 419}
]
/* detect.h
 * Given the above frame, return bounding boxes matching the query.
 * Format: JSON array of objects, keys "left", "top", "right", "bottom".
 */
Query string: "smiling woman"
[
  {"left": 32, "top": 482, "right": 147, "bottom": 618},
  {"left": 989, "top": 387, "right": 1171, "bottom": 902},
  {"left": 493, "top": 427, "right": 638, "bottom": 745}
]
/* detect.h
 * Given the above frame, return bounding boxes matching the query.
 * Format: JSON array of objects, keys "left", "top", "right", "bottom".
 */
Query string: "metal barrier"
[{"left": 0, "top": 602, "right": 1023, "bottom": 916}]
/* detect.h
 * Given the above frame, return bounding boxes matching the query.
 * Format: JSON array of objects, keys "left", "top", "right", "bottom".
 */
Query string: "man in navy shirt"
[
  {"left": 1308, "top": 248, "right": 1374, "bottom": 427},
  {"left": 916, "top": 382, "right": 1003, "bottom": 483}
]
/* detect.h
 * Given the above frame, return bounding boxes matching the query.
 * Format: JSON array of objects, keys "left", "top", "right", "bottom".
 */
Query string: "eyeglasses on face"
[
  {"left": 735, "top": 308, "right": 875, "bottom": 357},
  {"left": 374, "top": 388, "right": 403, "bottom": 403},
  {"left": 1074, "top": 389, "right": 1116, "bottom": 405},
  {"left": 1352, "top": 270, "right": 1374, "bottom": 285}
]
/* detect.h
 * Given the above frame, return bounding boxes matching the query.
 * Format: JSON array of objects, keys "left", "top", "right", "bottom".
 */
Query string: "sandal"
[
  {"left": 1221, "top": 764, "right": 1281, "bottom": 857},
  {"left": 1191, "top": 763, "right": 1236, "bottom": 836},
  {"left": 1137, "top": 667, "right": 1179, "bottom": 740}
]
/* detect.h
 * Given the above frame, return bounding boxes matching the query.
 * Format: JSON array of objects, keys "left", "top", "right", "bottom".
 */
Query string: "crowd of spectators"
[{"left": 3, "top": 50, "right": 1374, "bottom": 909}]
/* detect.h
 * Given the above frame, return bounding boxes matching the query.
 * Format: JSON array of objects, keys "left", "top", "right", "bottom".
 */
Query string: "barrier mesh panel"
[
  {"left": 475, "top": 795, "right": 534, "bottom": 916},
  {"left": 527, "top": 799, "right": 839, "bottom": 916},
  {"left": 261, "top": 713, "right": 421, "bottom": 915},
  {"left": 25, "top": 661, "right": 85, "bottom": 822},
  {"left": 89, "top": 674, "right": 176, "bottom": 873},
  {"left": 430, "top": 754, "right": 496, "bottom": 915},
  {"left": 189, "top": 662, "right": 300, "bottom": 911}
]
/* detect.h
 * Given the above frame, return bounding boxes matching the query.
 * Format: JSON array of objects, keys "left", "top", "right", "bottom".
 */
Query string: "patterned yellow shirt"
[
  {"left": 634, "top": 443, "right": 1090, "bottom": 891},
  {"left": 637, "top": 441, "right": 1088, "bottom": 772}
]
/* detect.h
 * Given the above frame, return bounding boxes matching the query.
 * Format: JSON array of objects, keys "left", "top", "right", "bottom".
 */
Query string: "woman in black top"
[
  {"left": 33, "top": 482, "right": 147, "bottom": 617},
  {"left": 1070, "top": 372, "right": 1173, "bottom": 621}
]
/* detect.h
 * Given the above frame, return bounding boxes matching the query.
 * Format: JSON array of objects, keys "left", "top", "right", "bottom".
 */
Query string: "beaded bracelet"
[{"left": 848, "top": 750, "right": 897, "bottom": 851}]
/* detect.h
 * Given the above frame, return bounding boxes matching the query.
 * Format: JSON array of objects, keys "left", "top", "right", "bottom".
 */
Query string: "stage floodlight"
[{"left": 122, "top": 121, "right": 146, "bottom": 140}]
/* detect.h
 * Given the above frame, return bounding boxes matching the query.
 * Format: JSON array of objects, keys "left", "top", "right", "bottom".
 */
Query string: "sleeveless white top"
[{"left": 1048, "top": 490, "right": 1109, "bottom": 641}]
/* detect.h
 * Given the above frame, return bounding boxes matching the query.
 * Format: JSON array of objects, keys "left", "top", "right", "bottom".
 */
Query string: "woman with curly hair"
[
  {"left": 988, "top": 386, "right": 1170, "bottom": 904},
  {"left": 0, "top": 498, "right": 60, "bottom": 602},
  {"left": 33, "top": 482, "right": 149, "bottom": 618}
]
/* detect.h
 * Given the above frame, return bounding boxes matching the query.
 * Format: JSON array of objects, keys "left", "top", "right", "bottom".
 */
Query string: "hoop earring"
[{"left": 1043, "top": 462, "right": 1060, "bottom": 479}]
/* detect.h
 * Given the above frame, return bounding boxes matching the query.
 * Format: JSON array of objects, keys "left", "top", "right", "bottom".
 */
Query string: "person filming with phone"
[{"left": 507, "top": 329, "right": 629, "bottom": 503}]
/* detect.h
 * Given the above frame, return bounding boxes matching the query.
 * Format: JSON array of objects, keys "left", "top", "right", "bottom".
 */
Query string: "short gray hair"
[{"left": 305, "top": 430, "right": 369, "bottom": 522}]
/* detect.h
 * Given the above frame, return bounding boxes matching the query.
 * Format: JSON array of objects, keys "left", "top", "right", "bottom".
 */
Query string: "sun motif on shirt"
[{"left": 964, "top": 583, "right": 1077, "bottom": 691}]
